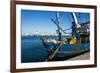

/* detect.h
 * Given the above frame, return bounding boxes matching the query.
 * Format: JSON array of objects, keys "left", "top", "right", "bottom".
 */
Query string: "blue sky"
[{"left": 21, "top": 10, "right": 90, "bottom": 35}]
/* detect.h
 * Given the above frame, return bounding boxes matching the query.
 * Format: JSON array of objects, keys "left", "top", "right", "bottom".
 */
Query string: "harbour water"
[{"left": 21, "top": 36, "right": 90, "bottom": 63}]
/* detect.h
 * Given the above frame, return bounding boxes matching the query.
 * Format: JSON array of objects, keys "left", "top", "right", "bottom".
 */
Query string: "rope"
[{"left": 45, "top": 43, "right": 62, "bottom": 61}]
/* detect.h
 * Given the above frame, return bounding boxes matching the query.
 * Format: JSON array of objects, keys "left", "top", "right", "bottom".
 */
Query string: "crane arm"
[{"left": 71, "top": 13, "right": 80, "bottom": 28}]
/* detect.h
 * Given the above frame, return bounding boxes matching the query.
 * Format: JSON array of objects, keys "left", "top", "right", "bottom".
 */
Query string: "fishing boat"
[{"left": 41, "top": 12, "right": 90, "bottom": 61}]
